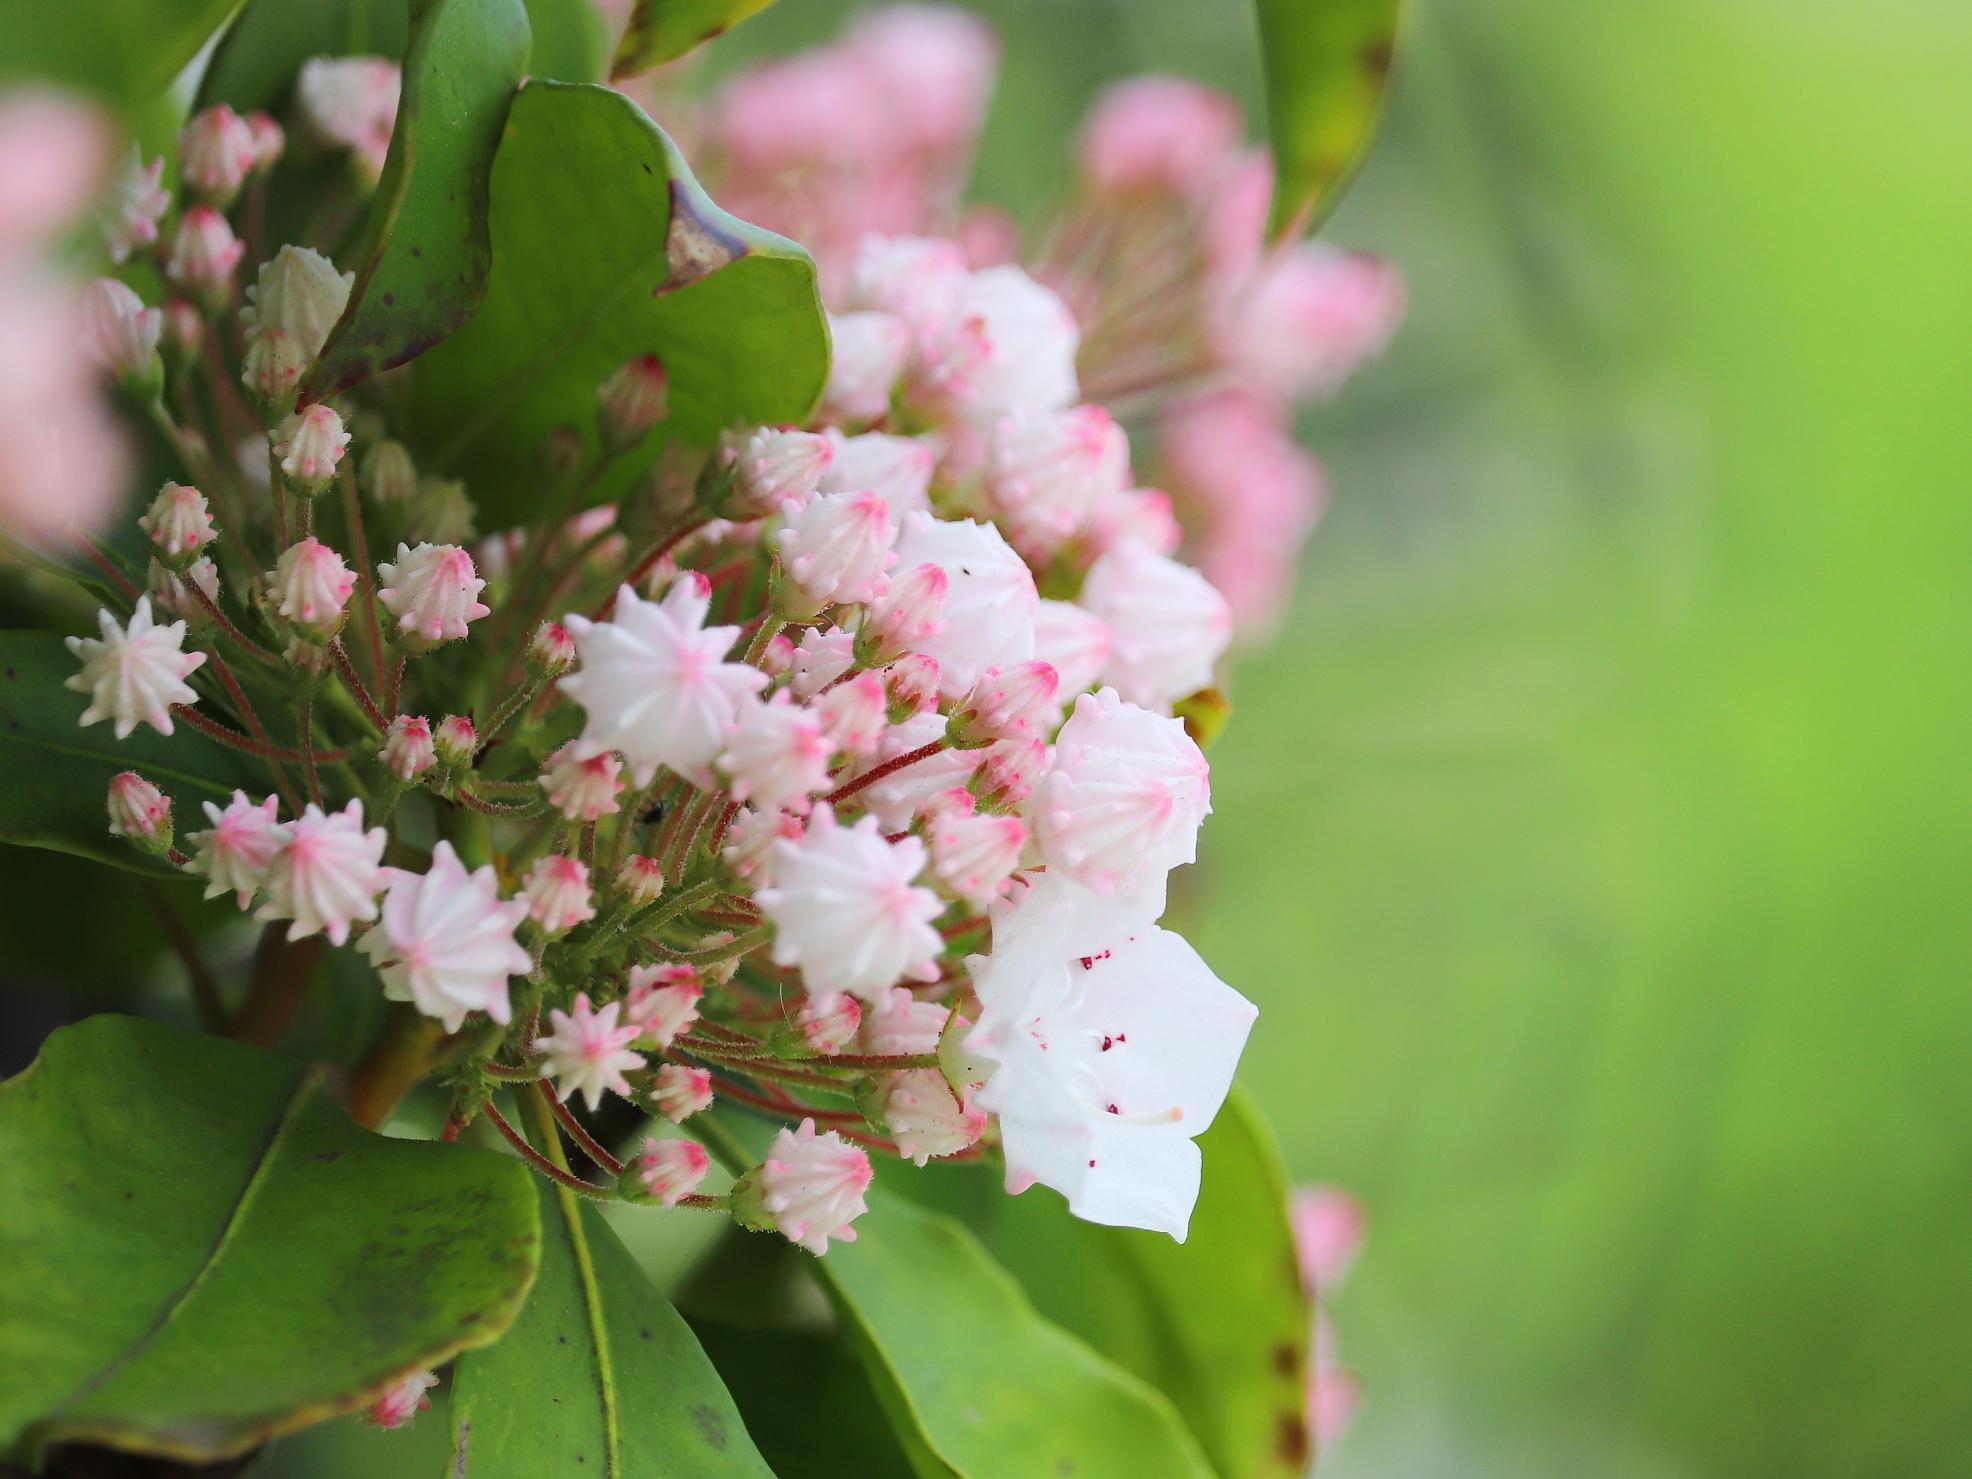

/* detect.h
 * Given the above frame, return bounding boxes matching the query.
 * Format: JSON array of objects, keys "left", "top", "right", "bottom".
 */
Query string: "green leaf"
[
  {"left": 409, "top": 81, "right": 829, "bottom": 530},
  {"left": 900, "top": 1088, "right": 1315, "bottom": 1479},
  {"left": 609, "top": 0, "right": 780, "bottom": 78},
  {"left": 523, "top": 0, "right": 608, "bottom": 82},
  {"left": 0, "top": 1016, "right": 539, "bottom": 1464},
  {"left": 196, "top": 0, "right": 413, "bottom": 114},
  {"left": 0, "top": 630, "right": 265, "bottom": 876},
  {"left": 449, "top": 1178, "right": 772, "bottom": 1477},
  {"left": 0, "top": 0, "right": 236, "bottom": 105},
  {"left": 813, "top": 1189, "right": 1218, "bottom": 1478},
  {"left": 303, "top": 0, "right": 532, "bottom": 397},
  {"left": 1254, "top": 0, "right": 1402, "bottom": 236}
]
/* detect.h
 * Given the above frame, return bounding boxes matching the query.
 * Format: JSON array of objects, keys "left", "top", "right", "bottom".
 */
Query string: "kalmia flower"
[
  {"left": 1032, "top": 598, "right": 1111, "bottom": 698},
  {"left": 164, "top": 206, "right": 243, "bottom": 309},
  {"left": 757, "top": 805, "right": 944, "bottom": 1002},
  {"left": 365, "top": 1370, "right": 438, "bottom": 1431},
  {"left": 178, "top": 105, "right": 257, "bottom": 206},
  {"left": 634, "top": 1137, "right": 711, "bottom": 1207},
  {"left": 721, "top": 805, "right": 802, "bottom": 884},
  {"left": 615, "top": 854, "right": 666, "bottom": 907},
  {"left": 651, "top": 1063, "right": 714, "bottom": 1122},
  {"left": 820, "top": 430, "right": 934, "bottom": 520},
  {"left": 378, "top": 714, "right": 436, "bottom": 781},
  {"left": 930, "top": 805, "right": 1026, "bottom": 906},
  {"left": 102, "top": 147, "right": 168, "bottom": 264},
  {"left": 106, "top": 771, "right": 170, "bottom": 848},
  {"left": 364, "top": 841, "right": 527, "bottom": 1030},
  {"left": 241, "top": 328, "right": 306, "bottom": 415},
  {"left": 891, "top": 513, "right": 1037, "bottom": 696},
  {"left": 246, "top": 112, "right": 285, "bottom": 172},
  {"left": 816, "top": 671, "right": 888, "bottom": 756},
  {"left": 597, "top": 354, "right": 669, "bottom": 447},
  {"left": 527, "top": 620, "right": 577, "bottom": 678},
  {"left": 871, "top": 1069, "right": 987, "bottom": 1166},
  {"left": 260, "top": 800, "right": 388, "bottom": 946},
  {"left": 80, "top": 278, "right": 161, "bottom": 386},
  {"left": 137, "top": 482, "right": 216, "bottom": 564},
  {"left": 727, "top": 425, "right": 832, "bottom": 513},
  {"left": 433, "top": 714, "right": 477, "bottom": 766},
  {"left": 820, "top": 310, "right": 908, "bottom": 425},
  {"left": 298, "top": 56, "right": 401, "bottom": 180},
  {"left": 1077, "top": 75, "right": 1241, "bottom": 199},
  {"left": 719, "top": 690, "right": 834, "bottom": 815},
  {"left": 267, "top": 537, "right": 356, "bottom": 636},
  {"left": 624, "top": 964, "right": 703, "bottom": 1048},
  {"left": 559, "top": 576, "right": 766, "bottom": 785},
  {"left": 983, "top": 405, "right": 1130, "bottom": 558},
  {"left": 187, "top": 791, "right": 282, "bottom": 907},
  {"left": 272, "top": 404, "right": 350, "bottom": 495},
  {"left": 785, "top": 627, "right": 856, "bottom": 699},
  {"left": 242, "top": 246, "right": 354, "bottom": 366},
  {"left": 377, "top": 541, "right": 490, "bottom": 645},
  {"left": 859, "top": 985, "right": 950, "bottom": 1057},
  {"left": 799, "top": 993, "right": 862, "bottom": 1054},
  {"left": 858, "top": 561, "right": 947, "bottom": 663},
  {"left": 734, "top": 1118, "right": 873, "bottom": 1256},
  {"left": 523, "top": 855, "right": 596, "bottom": 935},
  {"left": 539, "top": 742, "right": 624, "bottom": 821},
  {"left": 1077, "top": 544, "right": 1231, "bottom": 710},
  {"left": 776, "top": 490, "right": 896, "bottom": 612},
  {"left": 65, "top": 597, "right": 205, "bottom": 739},
  {"left": 532, "top": 992, "right": 644, "bottom": 1110}
]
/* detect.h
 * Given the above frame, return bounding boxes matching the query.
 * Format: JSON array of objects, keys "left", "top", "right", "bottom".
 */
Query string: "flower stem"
[
  {"left": 339, "top": 466, "right": 387, "bottom": 689},
  {"left": 542, "top": 1083, "right": 625, "bottom": 1177},
  {"left": 330, "top": 641, "right": 388, "bottom": 732},
  {"left": 346, "top": 1004, "right": 448, "bottom": 1129},
  {"left": 496, "top": 1094, "right": 618, "bottom": 1200},
  {"left": 824, "top": 739, "right": 949, "bottom": 806}
]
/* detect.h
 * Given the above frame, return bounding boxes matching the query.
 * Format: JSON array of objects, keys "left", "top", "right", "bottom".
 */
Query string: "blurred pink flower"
[{"left": 1077, "top": 75, "right": 1242, "bottom": 200}]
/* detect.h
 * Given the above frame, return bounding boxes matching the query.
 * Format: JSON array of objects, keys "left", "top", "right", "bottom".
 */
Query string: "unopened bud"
[
  {"left": 614, "top": 855, "right": 665, "bottom": 907},
  {"left": 433, "top": 714, "right": 477, "bottom": 766},
  {"left": 542, "top": 424, "right": 585, "bottom": 479},
  {"left": 526, "top": 620, "right": 576, "bottom": 678},
  {"left": 107, "top": 772, "right": 173, "bottom": 854},
  {"left": 797, "top": 994, "right": 861, "bottom": 1055},
  {"left": 272, "top": 403, "right": 349, "bottom": 495},
  {"left": 857, "top": 561, "right": 947, "bottom": 666},
  {"left": 282, "top": 634, "right": 333, "bottom": 675},
  {"left": 164, "top": 206, "right": 244, "bottom": 311},
  {"left": 80, "top": 278, "right": 162, "bottom": 396},
  {"left": 179, "top": 105, "right": 257, "bottom": 207},
  {"left": 725, "top": 425, "right": 833, "bottom": 515},
  {"left": 883, "top": 653, "right": 941, "bottom": 721},
  {"left": 650, "top": 1063, "right": 713, "bottom": 1122},
  {"left": 378, "top": 714, "right": 435, "bottom": 781},
  {"left": 245, "top": 112, "right": 285, "bottom": 173},
  {"left": 360, "top": 438, "right": 418, "bottom": 504},
  {"left": 597, "top": 354, "right": 668, "bottom": 449},
  {"left": 267, "top": 537, "right": 356, "bottom": 638},
  {"left": 137, "top": 482, "right": 216, "bottom": 568},
  {"left": 622, "top": 1136, "right": 710, "bottom": 1207},
  {"left": 242, "top": 327, "right": 306, "bottom": 419},
  {"left": 161, "top": 299, "right": 204, "bottom": 363}
]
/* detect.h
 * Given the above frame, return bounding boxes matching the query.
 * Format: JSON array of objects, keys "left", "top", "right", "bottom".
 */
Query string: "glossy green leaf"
[
  {"left": 522, "top": 0, "right": 609, "bottom": 82},
  {"left": 0, "top": 1016, "right": 539, "bottom": 1464},
  {"left": 450, "top": 1177, "right": 772, "bottom": 1477},
  {"left": 1255, "top": 0, "right": 1402, "bottom": 236},
  {"left": 609, "top": 0, "right": 780, "bottom": 78},
  {"left": 899, "top": 1088, "right": 1314, "bottom": 1479},
  {"left": 304, "top": 0, "right": 531, "bottom": 397},
  {"left": 816, "top": 1189, "right": 1217, "bottom": 1478},
  {"left": 410, "top": 81, "right": 829, "bottom": 529},
  {"left": 0, "top": 630, "right": 265, "bottom": 876},
  {"left": 0, "top": 0, "right": 236, "bottom": 104},
  {"left": 196, "top": 0, "right": 413, "bottom": 114}
]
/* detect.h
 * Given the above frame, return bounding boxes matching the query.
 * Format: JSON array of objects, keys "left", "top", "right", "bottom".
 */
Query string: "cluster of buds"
[{"left": 46, "top": 7, "right": 1416, "bottom": 1261}]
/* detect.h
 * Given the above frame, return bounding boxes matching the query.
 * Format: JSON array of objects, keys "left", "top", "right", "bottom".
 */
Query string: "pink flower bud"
[
  {"left": 178, "top": 105, "right": 258, "bottom": 206},
  {"left": 953, "top": 660, "right": 1059, "bottom": 746},
  {"left": 378, "top": 714, "right": 435, "bottom": 781},
  {"left": 883, "top": 653, "right": 941, "bottom": 719},
  {"left": 798, "top": 993, "right": 862, "bottom": 1055},
  {"left": 728, "top": 426, "right": 833, "bottom": 516},
  {"left": 777, "top": 491, "right": 896, "bottom": 614},
  {"left": 360, "top": 438, "right": 417, "bottom": 503},
  {"left": 869, "top": 1069, "right": 987, "bottom": 1166},
  {"left": 1085, "top": 484, "right": 1182, "bottom": 560},
  {"left": 523, "top": 855, "right": 595, "bottom": 935},
  {"left": 541, "top": 742, "right": 624, "bottom": 822},
  {"left": 376, "top": 541, "right": 489, "bottom": 645},
  {"left": 258, "top": 798, "right": 388, "bottom": 946},
  {"left": 103, "top": 147, "right": 168, "bottom": 265},
  {"left": 974, "top": 733, "right": 1046, "bottom": 806},
  {"left": 244, "top": 245, "right": 355, "bottom": 366},
  {"left": 858, "top": 561, "right": 947, "bottom": 664},
  {"left": 597, "top": 354, "right": 668, "bottom": 448},
  {"left": 160, "top": 298, "right": 204, "bottom": 360},
  {"left": 271, "top": 403, "right": 350, "bottom": 495},
  {"left": 164, "top": 205, "right": 243, "bottom": 309},
  {"left": 1292, "top": 1185, "right": 1366, "bottom": 1294},
  {"left": 651, "top": 1063, "right": 714, "bottom": 1123},
  {"left": 80, "top": 277, "right": 161, "bottom": 384},
  {"left": 137, "top": 482, "right": 216, "bottom": 564},
  {"left": 1077, "top": 545, "right": 1230, "bottom": 711},
  {"left": 527, "top": 620, "right": 576, "bottom": 678},
  {"left": 983, "top": 404, "right": 1129, "bottom": 560},
  {"left": 266, "top": 536, "right": 355, "bottom": 636},
  {"left": 1077, "top": 76, "right": 1241, "bottom": 199},
  {"left": 632, "top": 1136, "right": 710, "bottom": 1207},
  {"left": 433, "top": 713, "right": 477, "bottom": 765},
  {"left": 107, "top": 771, "right": 172, "bottom": 850},
  {"left": 614, "top": 854, "right": 665, "bottom": 906},
  {"left": 816, "top": 671, "right": 887, "bottom": 757},
  {"left": 241, "top": 327, "right": 306, "bottom": 417},
  {"left": 624, "top": 963, "right": 702, "bottom": 1048},
  {"left": 786, "top": 627, "right": 856, "bottom": 700},
  {"left": 720, "top": 805, "right": 801, "bottom": 884},
  {"left": 759, "top": 631, "right": 796, "bottom": 677},
  {"left": 364, "top": 1369, "right": 438, "bottom": 1431},
  {"left": 820, "top": 311, "right": 908, "bottom": 426},
  {"left": 718, "top": 690, "right": 832, "bottom": 815},
  {"left": 732, "top": 1117, "right": 872, "bottom": 1256},
  {"left": 1032, "top": 599, "right": 1111, "bottom": 698},
  {"left": 930, "top": 808, "right": 1025, "bottom": 906},
  {"left": 245, "top": 112, "right": 284, "bottom": 172}
]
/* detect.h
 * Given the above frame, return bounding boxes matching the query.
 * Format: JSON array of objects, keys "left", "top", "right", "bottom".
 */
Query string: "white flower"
[
  {"left": 242, "top": 245, "right": 353, "bottom": 365},
  {"left": 65, "top": 597, "right": 206, "bottom": 739},
  {"left": 260, "top": 800, "right": 388, "bottom": 946},
  {"left": 858, "top": 984, "right": 950, "bottom": 1057},
  {"left": 816, "top": 672, "right": 887, "bottom": 757},
  {"left": 523, "top": 855, "right": 595, "bottom": 935},
  {"left": 820, "top": 311, "right": 908, "bottom": 426},
  {"left": 775, "top": 490, "right": 896, "bottom": 612},
  {"left": 532, "top": 992, "right": 645, "bottom": 1110},
  {"left": 178, "top": 105, "right": 257, "bottom": 205},
  {"left": 363, "top": 840, "right": 528, "bottom": 1030},
  {"left": 785, "top": 627, "right": 855, "bottom": 700},
  {"left": 891, "top": 513, "right": 1036, "bottom": 697},
  {"left": 106, "top": 771, "right": 170, "bottom": 844},
  {"left": 727, "top": 425, "right": 832, "bottom": 514},
  {"left": 930, "top": 806, "right": 1026, "bottom": 907},
  {"left": 267, "top": 537, "right": 356, "bottom": 636},
  {"left": 1077, "top": 545, "right": 1231, "bottom": 710},
  {"left": 186, "top": 790, "right": 282, "bottom": 907},
  {"left": 1032, "top": 599, "right": 1111, "bottom": 698},
  {"left": 1031, "top": 688, "right": 1210, "bottom": 900},
  {"left": 271, "top": 403, "right": 350, "bottom": 495},
  {"left": 624, "top": 964, "right": 703, "bottom": 1048},
  {"left": 651, "top": 1063, "right": 713, "bottom": 1122},
  {"left": 80, "top": 278, "right": 160, "bottom": 381},
  {"left": 873, "top": 1069, "right": 986, "bottom": 1166},
  {"left": 756, "top": 804, "right": 944, "bottom": 1003},
  {"left": 137, "top": 482, "right": 215, "bottom": 562},
  {"left": 538, "top": 742, "right": 624, "bottom": 821},
  {"left": 298, "top": 55, "right": 400, "bottom": 179},
  {"left": 859, "top": 561, "right": 946, "bottom": 663},
  {"left": 720, "top": 805, "right": 801, "bottom": 885},
  {"left": 950, "top": 266, "right": 1080, "bottom": 422},
  {"left": 719, "top": 690, "right": 833, "bottom": 815},
  {"left": 378, "top": 714, "right": 435, "bottom": 781},
  {"left": 964, "top": 876, "right": 1256, "bottom": 1240},
  {"left": 846, "top": 235, "right": 971, "bottom": 342},
  {"left": 820, "top": 430, "right": 934, "bottom": 521},
  {"left": 376, "top": 541, "right": 490, "bottom": 645},
  {"left": 636, "top": 1137, "right": 710, "bottom": 1207},
  {"left": 739, "top": 1118, "right": 873, "bottom": 1255},
  {"left": 559, "top": 576, "right": 767, "bottom": 786},
  {"left": 983, "top": 405, "right": 1129, "bottom": 559},
  {"left": 840, "top": 712, "right": 974, "bottom": 832},
  {"left": 102, "top": 147, "right": 168, "bottom": 264}
]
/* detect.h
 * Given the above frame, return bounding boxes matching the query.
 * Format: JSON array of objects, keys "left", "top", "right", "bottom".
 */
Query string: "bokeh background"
[{"left": 722, "top": 1, "right": 1972, "bottom": 1474}]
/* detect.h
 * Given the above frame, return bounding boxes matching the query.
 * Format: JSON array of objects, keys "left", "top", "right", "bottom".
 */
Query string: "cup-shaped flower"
[
  {"left": 186, "top": 790, "right": 281, "bottom": 907},
  {"left": 363, "top": 840, "right": 529, "bottom": 1031},
  {"left": 259, "top": 799, "right": 388, "bottom": 946},
  {"left": 64, "top": 597, "right": 206, "bottom": 739}
]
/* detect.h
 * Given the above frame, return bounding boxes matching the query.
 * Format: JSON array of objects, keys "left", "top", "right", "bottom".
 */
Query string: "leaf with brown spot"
[
  {"left": 1255, "top": 0, "right": 1404, "bottom": 237},
  {"left": 0, "top": 1017, "right": 539, "bottom": 1465}
]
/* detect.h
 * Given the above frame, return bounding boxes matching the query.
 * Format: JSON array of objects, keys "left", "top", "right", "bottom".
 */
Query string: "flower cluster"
[{"left": 43, "top": 7, "right": 1391, "bottom": 1260}]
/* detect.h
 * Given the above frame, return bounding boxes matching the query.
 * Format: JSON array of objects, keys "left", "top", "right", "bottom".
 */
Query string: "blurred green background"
[{"left": 730, "top": 1, "right": 1972, "bottom": 1473}]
